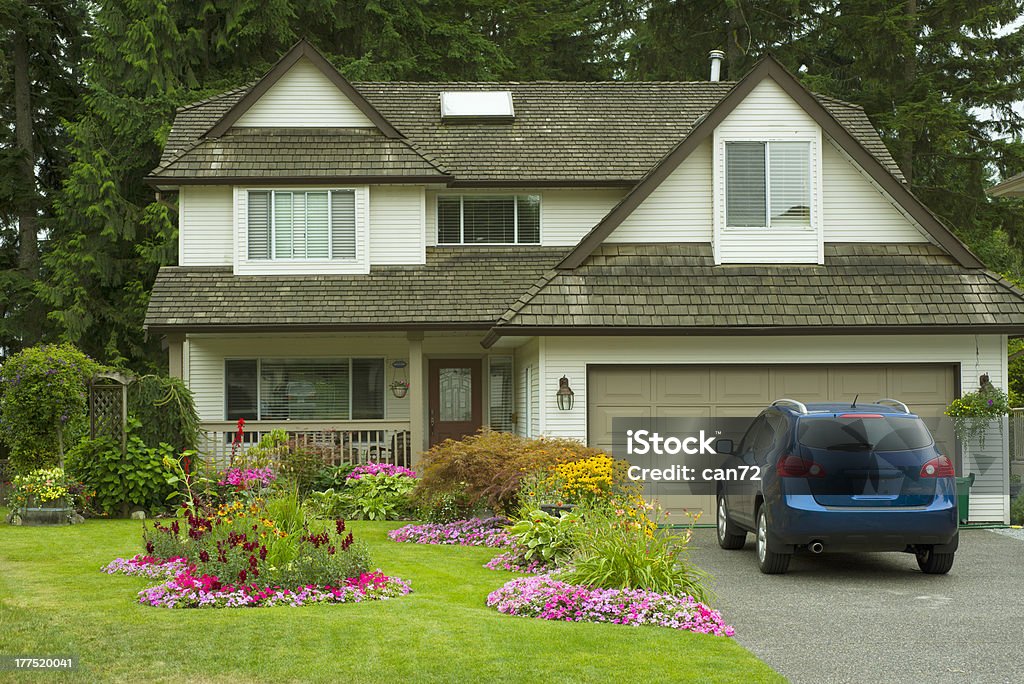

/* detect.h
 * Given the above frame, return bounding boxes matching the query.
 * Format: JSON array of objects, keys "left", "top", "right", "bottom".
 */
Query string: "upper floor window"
[
  {"left": 726, "top": 141, "right": 811, "bottom": 228},
  {"left": 437, "top": 194, "right": 540, "bottom": 244},
  {"left": 247, "top": 189, "right": 356, "bottom": 260}
]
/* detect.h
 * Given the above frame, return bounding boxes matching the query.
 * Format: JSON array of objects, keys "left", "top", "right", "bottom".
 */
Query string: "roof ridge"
[{"left": 354, "top": 80, "right": 739, "bottom": 86}]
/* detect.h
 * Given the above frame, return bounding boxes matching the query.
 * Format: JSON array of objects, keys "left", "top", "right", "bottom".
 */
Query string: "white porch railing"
[{"left": 197, "top": 421, "right": 413, "bottom": 470}]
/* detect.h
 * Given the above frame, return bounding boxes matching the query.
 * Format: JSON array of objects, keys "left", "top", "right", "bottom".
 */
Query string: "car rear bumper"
[{"left": 766, "top": 494, "right": 959, "bottom": 552}]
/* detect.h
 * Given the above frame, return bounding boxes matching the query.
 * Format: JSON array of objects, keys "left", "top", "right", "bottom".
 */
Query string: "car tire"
[
  {"left": 916, "top": 547, "right": 955, "bottom": 575},
  {"left": 756, "top": 508, "right": 791, "bottom": 574},
  {"left": 717, "top": 493, "right": 746, "bottom": 550}
]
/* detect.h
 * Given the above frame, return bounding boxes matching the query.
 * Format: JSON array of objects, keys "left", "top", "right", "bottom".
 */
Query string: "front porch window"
[{"left": 225, "top": 358, "right": 385, "bottom": 421}]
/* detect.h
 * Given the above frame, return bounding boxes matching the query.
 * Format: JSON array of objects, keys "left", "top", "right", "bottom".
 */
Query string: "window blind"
[
  {"left": 436, "top": 195, "right": 541, "bottom": 244},
  {"left": 726, "top": 141, "right": 810, "bottom": 228},
  {"left": 247, "top": 190, "right": 357, "bottom": 261},
  {"left": 225, "top": 358, "right": 385, "bottom": 421},
  {"left": 331, "top": 190, "right": 356, "bottom": 259},
  {"left": 247, "top": 191, "right": 271, "bottom": 259},
  {"left": 726, "top": 141, "right": 767, "bottom": 227},
  {"left": 769, "top": 141, "right": 811, "bottom": 226}
]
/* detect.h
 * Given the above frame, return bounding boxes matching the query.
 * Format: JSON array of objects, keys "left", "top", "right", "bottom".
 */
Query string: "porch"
[{"left": 170, "top": 331, "right": 519, "bottom": 469}]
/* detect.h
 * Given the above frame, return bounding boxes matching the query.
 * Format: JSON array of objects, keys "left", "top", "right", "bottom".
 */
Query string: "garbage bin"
[{"left": 956, "top": 473, "right": 976, "bottom": 525}]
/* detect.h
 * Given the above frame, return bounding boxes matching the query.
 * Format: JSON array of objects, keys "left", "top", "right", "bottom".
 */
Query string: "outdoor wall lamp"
[{"left": 556, "top": 375, "right": 575, "bottom": 411}]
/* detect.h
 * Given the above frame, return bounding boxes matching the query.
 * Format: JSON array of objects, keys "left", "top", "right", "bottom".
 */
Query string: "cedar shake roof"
[
  {"left": 479, "top": 243, "right": 1024, "bottom": 344},
  {"left": 151, "top": 127, "right": 450, "bottom": 182},
  {"left": 146, "top": 244, "right": 1024, "bottom": 337},
  {"left": 144, "top": 248, "right": 562, "bottom": 331},
  {"left": 151, "top": 81, "right": 904, "bottom": 185}
]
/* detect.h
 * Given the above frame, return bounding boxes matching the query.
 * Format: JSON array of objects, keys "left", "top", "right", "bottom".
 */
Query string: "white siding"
[
  {"left": 822, "top": 139, "right": 929, "bottom": 242},
  {"left": 424, "top": 188, "right": 625, "bottom": 248},
  {"left": 541, "top": 189, "right": 626, "bottom": 246},
  {"left": 185, "top": 334, "right": 411, "bottom": 422},
  {"left": 713, "top": 78, "right": 823, "bottom": 264},
  {"left": 179, "top": 186, "right": 233, "bottom": 266},
  {"left": 235, "top": 58, "right": 373, "bottom": 128},
  {"left": 369, "top": 185, "right": 425, "bottom": 265},
  {"left": 513, "top": 339, "right": 540, "bottom": 437},
  {"left": 538, "top": 334, "right": 1009, "bottom": 523},
  {"left": 607, "top": 140, "right": 713, "bottom": 243},
  {"left": 233, "top": 185, "right": 371, "bottom": 275}
]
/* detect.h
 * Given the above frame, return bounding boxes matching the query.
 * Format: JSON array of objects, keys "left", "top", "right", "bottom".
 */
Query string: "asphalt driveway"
[{"left": 688, "top": 527, "right": 1023, "bottom": 684}]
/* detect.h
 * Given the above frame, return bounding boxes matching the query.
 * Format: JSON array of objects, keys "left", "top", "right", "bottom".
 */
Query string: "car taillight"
[
  {"left": 920, "top": 455, "right": 955, "bottom": 478},
  {"left": 776, "top": 454, "right": 826, "bottom": 478},
  {"left": 839, "top": 413, "right": 884, "bottom": 419}
]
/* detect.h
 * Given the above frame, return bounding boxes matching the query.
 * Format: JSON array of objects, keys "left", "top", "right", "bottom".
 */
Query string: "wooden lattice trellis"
[{"left": 89, "top": 371, "right": 132, "bottom": 452}]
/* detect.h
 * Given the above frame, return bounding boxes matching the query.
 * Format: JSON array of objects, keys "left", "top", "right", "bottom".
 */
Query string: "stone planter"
[{"left": 18, "top": 497, "right": 71, "bottom": 526}]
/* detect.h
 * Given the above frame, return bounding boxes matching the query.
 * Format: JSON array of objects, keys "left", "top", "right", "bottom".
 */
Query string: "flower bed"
[
  {"left": 139, "top": 569, "right": 411, "bottom": 609},
  {"left": 483, "top": 547, "right": 551, "bottom": 574},
  {"left": 347, "top": 463, "right": 417, "bottom": 480},
  {"left": 104, "top": 554, "right": 411, "bottom": 609},
  {"left": 486, "top": 575, "right": 735, "bottom": 637},
  {"left": 387, "top": 517, "right": 513, "bottom": 547}
]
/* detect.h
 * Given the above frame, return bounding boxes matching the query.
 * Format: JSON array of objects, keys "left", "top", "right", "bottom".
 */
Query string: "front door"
[{"left": 428, "top": 359, "right": 483, "bottom": 446}]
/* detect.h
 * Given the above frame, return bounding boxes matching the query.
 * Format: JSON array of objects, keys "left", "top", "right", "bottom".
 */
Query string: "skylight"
[{"left": 440, "top": 91, "right": 515, "bottom": 122}]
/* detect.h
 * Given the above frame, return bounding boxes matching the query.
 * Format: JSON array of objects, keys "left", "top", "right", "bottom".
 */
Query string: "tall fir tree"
[{"left": 0, "top": 0, "right": 89, "bottom": 358}]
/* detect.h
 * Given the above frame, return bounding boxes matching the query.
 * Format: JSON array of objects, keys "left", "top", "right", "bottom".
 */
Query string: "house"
[{"left": 144, "top": 40, "right": 1024, "bottom": 523}]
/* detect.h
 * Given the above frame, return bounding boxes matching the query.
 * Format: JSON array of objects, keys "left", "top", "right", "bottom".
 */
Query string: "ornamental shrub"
[
  {"left": 0, "top": 344, "right": 101, "bottom": 473},
  {"left": 413, "top": 430, "right": 604, "bottom": 514},
  {"left": 506, "top": 508, "right": 581, "bottom": 566},
  {"left": 64, "top": 422, "right": 176, "bottom": 516},
  {"left": 557, "top": 508, "right": 712, "bottom": 604}
]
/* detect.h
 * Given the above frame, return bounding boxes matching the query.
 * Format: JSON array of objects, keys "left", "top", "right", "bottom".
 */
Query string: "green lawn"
[{"left": 0, "top": 516, "right": 781, "bottom": 683}]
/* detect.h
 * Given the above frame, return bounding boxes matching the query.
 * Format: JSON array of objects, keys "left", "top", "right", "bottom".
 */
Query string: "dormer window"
[
  {"left": 247, "top": 189, "right": 356, "bottom": 260},
  {"left": 725, "top": 141, "right": 811, "bottom": 228}
]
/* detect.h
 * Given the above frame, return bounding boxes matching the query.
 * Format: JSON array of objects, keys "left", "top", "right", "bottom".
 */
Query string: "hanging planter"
[
  {"left": 390, "top": 380, "right": 410, "bottom": 399},
  {"left": 944, "top": 377, "right": 1011, "bottom": 449}
]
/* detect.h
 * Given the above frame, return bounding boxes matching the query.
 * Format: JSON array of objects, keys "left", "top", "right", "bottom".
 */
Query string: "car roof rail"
[
  {"left": 771, "top": 398, "right": 809, "bottom": 414},
  {"left": 875, "top": 398, "right": 911, "bottom": 413}
]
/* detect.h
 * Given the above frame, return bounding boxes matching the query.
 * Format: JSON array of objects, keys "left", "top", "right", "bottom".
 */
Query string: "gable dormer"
[
  {"left": 204, "top": 39, "right": 402, "bottom": 139},
  {"left": 560, "top": 56, "right": 981, "bottom": 270},
  {"left": 234, "top": 57, "right": 374, "bottom": 128}
]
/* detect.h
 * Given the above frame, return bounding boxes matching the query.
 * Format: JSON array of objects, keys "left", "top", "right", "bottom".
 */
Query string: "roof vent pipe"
[{"left": 708, "top": 50, "right": 725, "bottom": 82}]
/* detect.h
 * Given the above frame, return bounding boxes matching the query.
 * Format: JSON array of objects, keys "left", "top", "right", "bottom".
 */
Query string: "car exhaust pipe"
[{"left": 809, "top": 541, "right": 825, "bottom": 554}]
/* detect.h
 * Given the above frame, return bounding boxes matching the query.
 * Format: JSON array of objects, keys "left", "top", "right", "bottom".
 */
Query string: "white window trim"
[
  {"left": 719, "top": 136, "right": 819, "bottom": 233},
  {"left": 435, "top": 193, "right": 543, "bottom": 246},
  {"left": 713, "top": 130, "right": 825, "bottom": 265},
  {"left": 233, "top": 185, "right": 370, "bottom": 275},
  {"left": 224, "top": 356, "right": 388, "bottom": 421}
]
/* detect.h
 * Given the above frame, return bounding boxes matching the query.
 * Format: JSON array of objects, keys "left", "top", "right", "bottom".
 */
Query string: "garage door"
[{"left": 588, "top": 364, "right": 957, "bottom": 517}]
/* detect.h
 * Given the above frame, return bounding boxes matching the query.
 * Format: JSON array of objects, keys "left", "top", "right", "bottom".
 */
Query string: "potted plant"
[
  {"left": 8, "top": 467, "right": 74, "bottom": 525},
  {"left": 944, "top": 380, "right": 1011, "bottom": 448}
]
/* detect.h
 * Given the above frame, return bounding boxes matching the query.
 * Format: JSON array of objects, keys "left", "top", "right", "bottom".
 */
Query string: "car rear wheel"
[
  {"left": 717, "top": 493, "right": 746, "bottom": 550},
  {"left": 916, "top": 546, "right": 955, "bottom": 575},
  {"left": 756, "top": 508, "right": 791, "bottom": 574}
]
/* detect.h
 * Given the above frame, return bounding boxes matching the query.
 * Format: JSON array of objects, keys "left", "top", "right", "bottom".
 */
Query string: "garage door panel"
[
  {"left": 773, "top": 368, "right": 830, "bottom": 401},
  {"left": 713, "top": 368, "right": 771, "bottom": 404},
  {"left": 654, "top": 367, "right": 711, "bottom": 403},
  {"left": 830, "top": 366, "right": 887, "bottom": 401},
  {"left": 590, "top": 368, "right": 651, "bottom": 403},
  {"left": 887, "top": 366, "right": 954, "bottom": 404}
]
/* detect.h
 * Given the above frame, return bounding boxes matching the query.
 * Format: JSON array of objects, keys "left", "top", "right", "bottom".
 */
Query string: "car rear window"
[{"left": 797, "top": 415, "right": 934, "bottom": 451}]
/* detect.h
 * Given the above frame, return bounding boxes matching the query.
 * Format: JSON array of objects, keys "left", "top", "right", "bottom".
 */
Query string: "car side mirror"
[{"left": 715, "top": 439, "right": 734, "bottom": 455}]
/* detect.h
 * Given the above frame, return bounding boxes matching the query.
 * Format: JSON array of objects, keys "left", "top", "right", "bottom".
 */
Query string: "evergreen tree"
[{"left": 0, "top": 0, "right": 89, "bottom": 357}]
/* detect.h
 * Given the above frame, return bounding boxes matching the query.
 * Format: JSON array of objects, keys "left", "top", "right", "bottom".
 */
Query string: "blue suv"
[{"left": 715, "top": 399, "right": 959, "bottom": 575}]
